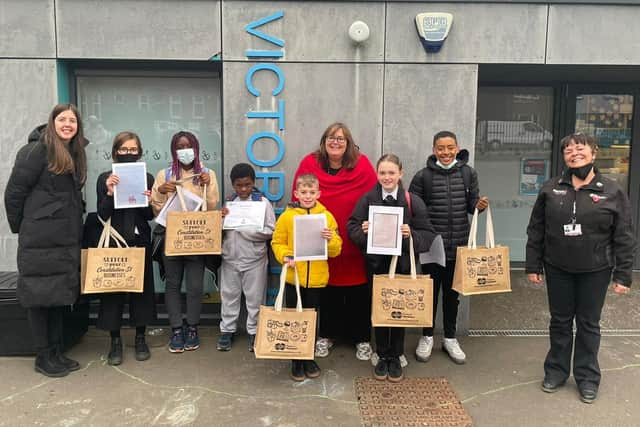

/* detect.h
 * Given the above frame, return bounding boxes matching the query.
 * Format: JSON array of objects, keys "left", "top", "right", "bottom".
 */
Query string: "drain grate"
[
  {"left": 355, "top": 377, "right": 472, "bottom": 427},
  {"left": 469, "top": 329, "right": 640, "bottom": 337}
]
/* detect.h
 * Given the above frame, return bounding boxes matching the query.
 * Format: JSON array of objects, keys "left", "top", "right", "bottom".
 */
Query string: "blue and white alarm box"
[{"left": 415, "top": 13, "right": 453, "bottom": 53}]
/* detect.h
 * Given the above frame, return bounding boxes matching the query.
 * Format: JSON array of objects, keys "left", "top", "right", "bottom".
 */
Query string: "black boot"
[
  {"left": 108, "top": 337, "right": 123, "bottom": 366},
  {"left": 52, "top": 345, "right": 80, "bottom": 372},
  {"left": 134, "top": 335, "right": 151, "bottom": 361},
  {"left": 35, "top": 347, "right": 69, "bottom": 378}
]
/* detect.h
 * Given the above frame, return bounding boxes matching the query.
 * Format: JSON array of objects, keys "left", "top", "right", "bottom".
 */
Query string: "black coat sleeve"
[
  {"left": 525, "top": 187, "right": 547, "bottom": 274},
  {"left": 408, "top": 169, "right": 425, "bottom": 202},
  {"left": 467, "top": 167, "right": 481, "bottom": 214},
  {"left": 141, "top": 173, "right": 155, "bottom": 221},
  {"left": 4, "top": 143, "right": 46, "bottom": 233},
  {"left": 407, "top": 194, "right": 437, "bottom": 255},
  {"left": 347, "top": 194, "right": 370, "bottom": 252},
  {"left": 611, "top": 187, "right": 636, "bottom": 287},
  {"left": 96, "top": 171, "right": 114, "bottom": 221}
]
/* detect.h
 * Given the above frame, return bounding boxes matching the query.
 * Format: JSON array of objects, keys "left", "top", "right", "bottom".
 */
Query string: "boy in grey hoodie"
[{"left": 217, "top": 163, "right": 276, "bottom": 352}]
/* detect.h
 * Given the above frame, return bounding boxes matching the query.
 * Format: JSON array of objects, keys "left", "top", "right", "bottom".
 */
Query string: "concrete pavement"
[{"left": 1, "top": 328, "right": 639, "bottom": 427}]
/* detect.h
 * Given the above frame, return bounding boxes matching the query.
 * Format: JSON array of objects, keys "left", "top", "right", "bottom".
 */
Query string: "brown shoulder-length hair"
[
  {"left": 315, "top": 122, "right": 360, "bottom": 170},
  {"left": 111, "top": 131, "right": 142, "bottom": 162},
  {"left": 43, "top": 104, "right": 87, "bottom": 185}
]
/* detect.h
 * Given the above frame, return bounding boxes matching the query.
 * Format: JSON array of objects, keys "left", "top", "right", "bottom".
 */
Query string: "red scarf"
[{"left": 293, "top": 152, "right": 377, "bottom": 286}]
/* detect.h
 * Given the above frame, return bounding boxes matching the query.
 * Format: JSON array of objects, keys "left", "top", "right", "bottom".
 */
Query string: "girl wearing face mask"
[
  {"left": 96, "top": 131, "right": 157, "bottom": 365},
  {"left": 151, "top": 131, "right": 219, "bottom": 353}
]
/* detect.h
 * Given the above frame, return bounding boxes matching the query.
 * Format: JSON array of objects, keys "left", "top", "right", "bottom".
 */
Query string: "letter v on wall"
[{"left": 245, "top": 11, "right": 285, "bottom": 58}]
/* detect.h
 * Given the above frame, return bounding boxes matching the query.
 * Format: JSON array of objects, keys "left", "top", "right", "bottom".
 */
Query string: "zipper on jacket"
[
  {"left": 306, "top": 207, "right": 311, "bottom": 288},
  {"left": 446, "top": 174, "right": 453, "bottom": 250}
]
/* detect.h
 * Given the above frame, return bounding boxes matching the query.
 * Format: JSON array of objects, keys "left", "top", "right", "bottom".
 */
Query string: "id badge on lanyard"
[{"left": 563, "top": 200, "right": 582, "bottom": 236}]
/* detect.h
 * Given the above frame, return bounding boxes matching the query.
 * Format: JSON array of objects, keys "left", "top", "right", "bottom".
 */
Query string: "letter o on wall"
[{"left": 246, "top": 132, "right": 284, "bottom": 167}]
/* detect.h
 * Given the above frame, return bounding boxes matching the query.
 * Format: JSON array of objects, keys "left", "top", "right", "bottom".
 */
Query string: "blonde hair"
[{"left": 295, "top": 173, "right": 319, "bottom": 190}]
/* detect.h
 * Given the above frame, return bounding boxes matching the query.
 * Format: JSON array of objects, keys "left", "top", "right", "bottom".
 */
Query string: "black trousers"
[
  {"left": 97, "top": 237, "right": 157, "bottom": 331},
  {"left": 543, "top": 263, "right": 611, "bottom": 387},
  {"left": 375, "top": 326, "right": 405, "bottom": 359},
  {"left": 422, "top": 260, "right": 459, "bottom": 338},
  {"left": 284, "top": 284, "right": 322, "bottom": 311},
  {"left": 27, "top": 306, "right": 64, "bottom": 351},
  {"left": 319, "top": 283, "right": 371, "bottom": 344}
]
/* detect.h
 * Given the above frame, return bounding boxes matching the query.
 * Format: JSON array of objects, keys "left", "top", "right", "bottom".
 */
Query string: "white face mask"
[
  {"left": 436, "top": 159, "right": 457, "bottom": 169},
  {"left": 176, "top": 148, "right": 195, "bottom": 165}
]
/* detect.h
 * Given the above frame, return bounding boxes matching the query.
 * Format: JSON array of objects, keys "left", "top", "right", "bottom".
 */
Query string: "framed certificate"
[
  {"left": 223, "top": 200, "right": 266, "bottom": 231},
  {"left": 112, "top": 162, "right": 148, "bottom": 209},
  {"left": 367, "top": 205, "right": 403, "bottom": 256},
  {"left": 293, "top": 214, "right": 327, "bottom": 261}
]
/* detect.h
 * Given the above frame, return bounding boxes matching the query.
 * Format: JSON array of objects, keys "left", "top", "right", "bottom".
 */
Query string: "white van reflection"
[{"left": 477, "top": 120, "right": 553, "bottom": 151}]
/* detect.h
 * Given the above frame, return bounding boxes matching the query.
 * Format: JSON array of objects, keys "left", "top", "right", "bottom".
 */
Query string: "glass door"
[{"left": 566, "top": 86, "right": 640, "bottom": 268}]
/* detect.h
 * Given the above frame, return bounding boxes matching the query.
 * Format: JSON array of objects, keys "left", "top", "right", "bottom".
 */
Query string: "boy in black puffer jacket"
[{"left": 409, "top": 130, "right": 489, "bottom": 365}]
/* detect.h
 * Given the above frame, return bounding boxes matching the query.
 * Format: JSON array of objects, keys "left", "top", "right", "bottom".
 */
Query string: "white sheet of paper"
[
  {"left": 367, "top": 205, "right": 403, "bottom": 256},
  {"left": 419, "top": 234, "right": 446, "bottom": 267},
  {"left": 293, "top": 214, "right": 327, "bottom": 261},
  {"left": 155, "top": 188, "right": 203, "bottom": 227},
  {"left": 112, "top": 162, "right": 148, "bottom": 209},
  {"left": 223, "top": 200, "right": 266, "bottom": 231}
]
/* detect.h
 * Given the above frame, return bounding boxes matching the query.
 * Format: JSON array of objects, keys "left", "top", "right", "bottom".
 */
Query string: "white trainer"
[
  {"left": 415, "top": 335, "right": 434, "bottom": 362},
  {"left": 315, "top": 337, "right": 334, "bottom": 358},
  {"left": 442, "top": 338, "right": 466, "bottom": 364},
  {"left": 355, "top": 342, "right": 373, "bottom": 361}
]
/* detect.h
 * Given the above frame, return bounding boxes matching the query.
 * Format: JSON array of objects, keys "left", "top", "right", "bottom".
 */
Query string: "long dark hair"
[
  {"left": 43, "top": 104, "right": 87, "bottom": 185},
  {"left": 169, "top": 131, "right": 202, "bottom": 181},
  {"left": 315, "top": 122, "right": 360, "bottom": 170}
]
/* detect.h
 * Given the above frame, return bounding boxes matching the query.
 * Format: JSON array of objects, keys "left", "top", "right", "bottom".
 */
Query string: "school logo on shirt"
[
  {"left": 590, "top": 193, "right": 607, "bottom": 203},
  {"left": 552, "top": 189, "right": 567, "bottom": 195}
]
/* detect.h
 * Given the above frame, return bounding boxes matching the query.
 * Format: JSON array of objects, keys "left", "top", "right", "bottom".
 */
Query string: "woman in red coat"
[{"left": 292, "top": 122, "right": 377, "bottom": 361}]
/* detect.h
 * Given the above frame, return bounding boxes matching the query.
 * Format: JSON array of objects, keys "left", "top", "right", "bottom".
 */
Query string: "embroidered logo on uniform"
[
  {"left": 596, "top": 182, "right": 604, "bottom": 187},
  {"left": 590, "top": 193, "right": 607, "bottom": 203},
  {"left": 552, "top": 189, "right": 567, "bottom": 195}
]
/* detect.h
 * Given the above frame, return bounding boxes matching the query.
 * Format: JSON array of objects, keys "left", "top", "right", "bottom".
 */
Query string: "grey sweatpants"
[
  {"left": 163, "top": 254, "right": 205, "bottom": 328},
  {"left": 219, "top": 257, "right": 268, "bottom": 335}
]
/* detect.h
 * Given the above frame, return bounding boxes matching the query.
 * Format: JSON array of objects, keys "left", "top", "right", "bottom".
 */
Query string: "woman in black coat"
[
  {"left": 348, "top": 153, "right": 437, "bottom": 382},
  {"left": 4, "top": 104, "right": 87, "bottom": 377},
  {"left": 526, "top": 133, "right": 635, "bottom": 403},
  {"left": 96, "top": 131, "right": 157, "bottom": 365}
]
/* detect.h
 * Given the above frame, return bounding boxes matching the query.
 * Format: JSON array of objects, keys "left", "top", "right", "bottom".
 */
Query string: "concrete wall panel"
[
  {"left": 0, "top": 0, "right": 55, "bottom": 58},
  {"left": 57, "top": 0, "right": 221, "bottom": 59},
  {"left": 222, "top": 1, "right": 384, "bottom": 62},
  {"left": 383, "top": 64, "right": 478, "bottom": 177},
  {"left": 223, "top": 62, "right": 383, "bottom": 208},
  {"left": 547, "top": 5, "right": 640, "bottom": 64},
  {"left": 0, "top": 60, "right": 57, "bottom": 271},
  {"left": 385, "top": 3, "right": 547, "bottom": 63}
]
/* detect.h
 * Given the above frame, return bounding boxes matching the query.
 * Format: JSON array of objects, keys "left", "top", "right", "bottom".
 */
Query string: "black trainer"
[
  {"left": 291, "top": 360, "right": 305, "bottom": 381},
  {"left": 374, "top": 358, "right": 388, "bottom": 381},
  {"left": 387, "top": 357, "right": 404, "bottom": 382},
  {"left": 541, "top": 377, "right": 566, "bottom": 393},
  {"left": 53, "top": 345, "right": 80, "bottom": 372},
  {"left": 35, "top": 347, "right": 69, "bottom": 378},
  {"left": 135, "top": 335, "right": 151, "bottom": 361},
  {"left": 303, "top": 360, "right": 321, "bottom": 378},
  {"left": 108, "top": 337, "right": 123, "bottom": 366},
  {"left": 578, "top": 383, "right": 598, "bottom": 404}
]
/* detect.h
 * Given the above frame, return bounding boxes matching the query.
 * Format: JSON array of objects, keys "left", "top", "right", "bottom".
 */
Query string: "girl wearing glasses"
[{"left": 96, "top": 131, "right": 157, "bottom": 365}]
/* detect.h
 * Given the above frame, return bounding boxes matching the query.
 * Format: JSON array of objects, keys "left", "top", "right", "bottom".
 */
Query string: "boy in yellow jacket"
[{"left": 271, "top": 173, "right": 342, "bottom": 381}]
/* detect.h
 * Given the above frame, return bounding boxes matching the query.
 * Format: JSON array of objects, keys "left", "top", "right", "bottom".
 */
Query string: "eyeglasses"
[
  {"left": 116, "top": 148, "right": 140, "bottom": 155},
  {"left": 326, "top": 136, "right": 347, "bottom": 143}
]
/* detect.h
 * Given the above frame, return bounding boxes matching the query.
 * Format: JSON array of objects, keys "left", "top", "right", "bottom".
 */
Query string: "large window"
[
  {"left": 77, "top": 71, "right": 222, "bottom": 293},
  {"left": 475, "top": 87, "right": 554, "bottom": 262}
]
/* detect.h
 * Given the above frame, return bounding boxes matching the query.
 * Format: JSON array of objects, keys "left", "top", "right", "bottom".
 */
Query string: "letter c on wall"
[{"left": 246, "top": 64, "right": 285, "bottom": 97}]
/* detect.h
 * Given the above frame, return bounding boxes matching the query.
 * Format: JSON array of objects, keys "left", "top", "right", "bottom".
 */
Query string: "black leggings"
[{"left": 27, "top": 306, "right": 64, "bottom": 351}]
